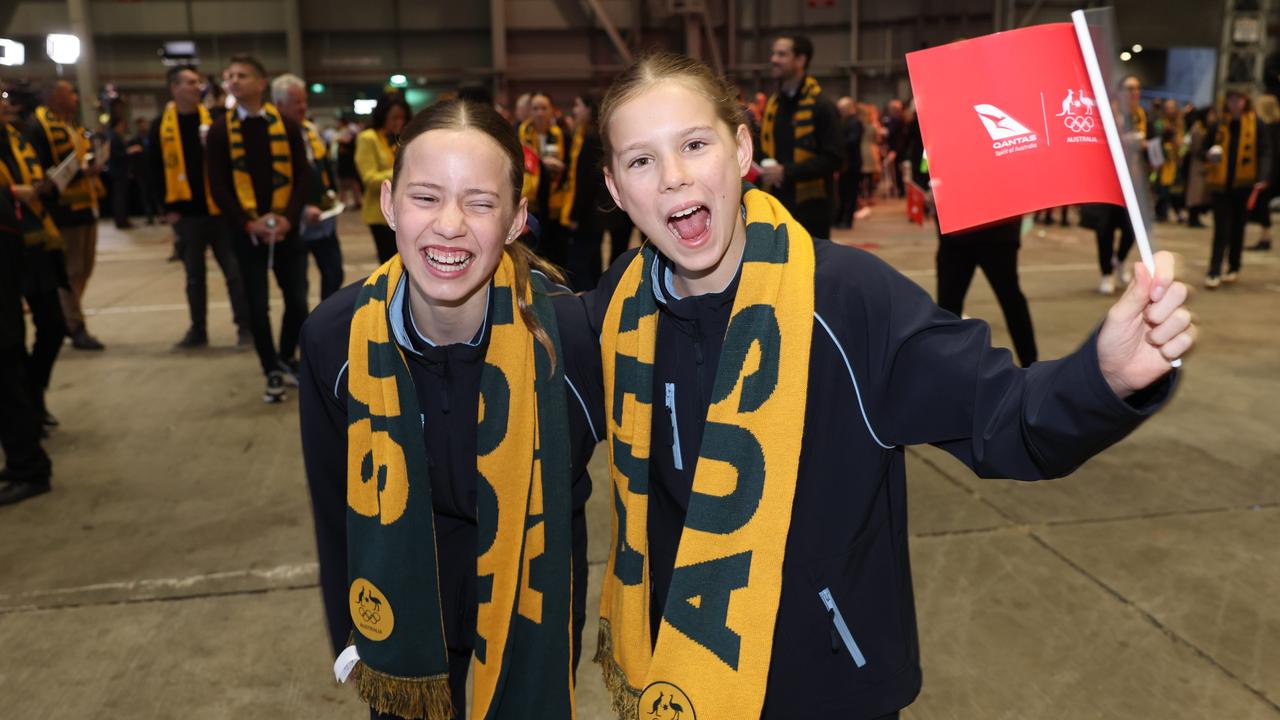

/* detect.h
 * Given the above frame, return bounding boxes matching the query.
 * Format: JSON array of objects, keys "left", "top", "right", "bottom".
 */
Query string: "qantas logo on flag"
[
  {"left": 973, "top": 104, "right": 1034, "bottom": 140},
  {"left": 973, "top": 103, "right": 1039, "bottom": 156}
]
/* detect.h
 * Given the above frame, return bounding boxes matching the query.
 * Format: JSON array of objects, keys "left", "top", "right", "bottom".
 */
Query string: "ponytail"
[{"left": 505, "top": 240, "right": 567, "bottom": 375}]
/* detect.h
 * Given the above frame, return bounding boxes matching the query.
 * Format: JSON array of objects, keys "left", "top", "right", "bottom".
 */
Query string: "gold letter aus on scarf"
[{"left": 597, "top": 186, "right": 815, "bottom": 720}]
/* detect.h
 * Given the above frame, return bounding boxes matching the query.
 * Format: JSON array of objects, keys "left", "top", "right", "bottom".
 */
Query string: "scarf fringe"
[
  {"left": 348, "top": 661, "right": 454, "bottom": 720},
  {"left": 593, "top": 619, "right": 640, "bottom": 720}
]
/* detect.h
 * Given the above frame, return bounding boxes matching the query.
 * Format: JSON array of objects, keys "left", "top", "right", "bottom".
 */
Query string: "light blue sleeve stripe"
[
  {"left": 333, "top": 361, "right": 349, "bottom": 401},
  {"left": 814, "top": 312, "right": 894, "bottom": 450},
  {"left": 565, "top": 376, "right": 600, "bottom": 443}
]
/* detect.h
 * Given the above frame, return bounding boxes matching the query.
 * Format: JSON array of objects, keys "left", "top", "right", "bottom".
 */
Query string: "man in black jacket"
[
  {"left": 26, "top": 80, "right": 105, "bottom": 351},
  {"left": 149, "top": 65, "right": 250, "bottom": 350},
  {"left": 0, "top": 85, "right": 53, "bottom": 505},
  {"left": 206, "top": 55, "right": 310, "bottom": 403},
  {"left": 757, "top": 35, "right": 843, "bottom": 239}
]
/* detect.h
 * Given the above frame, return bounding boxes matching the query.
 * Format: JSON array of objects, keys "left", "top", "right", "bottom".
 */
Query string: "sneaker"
[
  {"left": 1117, "top": 266, "right": 1130, "bottom": 285},
  {"left": 1246, "top": 239, "right": 1271, "bottom": 251},
  {"left": 278, "top": 359, "right": 300, "bottom": 387},
  {"left": 1204, "top": 275, "right": 1221, "bottom": 289},
  {"left": 263, "top": 371, "right": 287, "bottom": 403},
  {"left": 1098, "top": 275, "right": 1115, "bottom": 295},
  {"left": 173, "top": 327, "right": 209, "bottom": 350},
  {"left": 70, "top": 328, "right": 105, "bottom": 351},
  {"left": 0, "top": 480, "right": 51, "bottom": 506},
  {"left": 1223, "top": 271, "right": 1239, "bottom": 284}
]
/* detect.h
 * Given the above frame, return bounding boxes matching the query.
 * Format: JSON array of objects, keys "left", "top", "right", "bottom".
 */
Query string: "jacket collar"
[{"left": 387, "top": 273, "right": 490, "bottom": 359}]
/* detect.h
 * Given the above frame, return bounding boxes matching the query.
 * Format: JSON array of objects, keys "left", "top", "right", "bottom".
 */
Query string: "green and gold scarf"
[
  {"left": 596, "top": 185, "right": 815, "bottom": 719},
  {"left": 344, "top": 253, "right": 576, "bottom": 719},
  {"left": 1207, "top": 111, "right": 1258, "bottom": 190},
  {"left": 0, "top": 123, "right": 62, "bottom": 250},
  {"left": 761, "top": 76, "right": 828, "bottom": 204},
  {"left": 226, "top": 103, "right": 292, "bottom": 218},
  {"left": 159, "top": 102, "right": 219, "bottom": 213},
  {"left": 303, "top": 119, "right": 335, "bottom": 192},
  {"left": 34, "top": 105, "right": 104, "bottom": 213}
]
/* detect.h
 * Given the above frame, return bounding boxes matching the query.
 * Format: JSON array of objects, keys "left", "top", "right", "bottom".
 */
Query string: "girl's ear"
[
  {"left": 506, "top": 196, "right": 529, "bottom": 245},
  {"left": 604, "top": 166, "right": 625, "bottom": 212},
  {"left": 735, "top": 123, "right": 754, "bottom": 178},
  {"left": 379, "top": 179, "right": 396, "bottom": 229}
]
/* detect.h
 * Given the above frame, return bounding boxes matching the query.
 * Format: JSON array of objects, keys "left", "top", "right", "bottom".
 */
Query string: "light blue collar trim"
[{"left": 387, "top": 274, "right": 489, "bottom": 353}]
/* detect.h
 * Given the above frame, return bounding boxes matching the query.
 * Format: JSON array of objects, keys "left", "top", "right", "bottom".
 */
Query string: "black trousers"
[
  {"left": 1209, "top": 186, "right": 1251, "bottom": 277},
  {"left": 530, "top": 216, "right": 568, "bottom": 268},
  {"left": 791, "top": 199, "right": 833, "bottom": 241},
  {"left": 369, "top": 648, "right": 471, "bottom": 720},
  {"left": 936, "top": 225, "right": 1038, "bottom": 367},
  {"left": 837, "top": 164, "right": 861, "bottom": 227},
  {"left": 177, "top": 216, "right": 248, "bottom": 333},
  {"left": 1, "top": 240, "right": 51, "bottom": 483},
  {"left": 111, "top": 173, "right": 132, "bottom": 227},
  {"left": 1095, "top": 205, "right": 1135, "bottom": 276},
  {"left": 306, "top": 231, "right": 345, "bottom": 300},
  {"left": 232, "top": 231, "right": 310, "bottom": 376},
  {"left": 606, "top": 210, "right": 635, "bottom": 263},
  {"left": 565, "top": 227, "right": 603, "bottom": 291},
  {"left": 370, "top": 223, "right": 397, "bottom": 264},
  {"left": 21, "top": 248, "right": 67, "bottom": 417}
]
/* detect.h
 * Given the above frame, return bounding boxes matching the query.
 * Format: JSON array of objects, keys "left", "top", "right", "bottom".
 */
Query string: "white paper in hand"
[
  {"left": 333, "top": 644, "right": 361, "bottom": 683},
  {"left": 48, "top": 152, "right": 79, "bottom": 192}
]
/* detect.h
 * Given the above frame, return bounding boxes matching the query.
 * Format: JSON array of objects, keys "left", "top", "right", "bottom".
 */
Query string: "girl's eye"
[
  {"left": 412, "top": 195, "right": 437, "bottom": 204},
  {"left": 628, "top": 156, "right": 651, "bottom": 169},
  {"left": 686, "top": 140, "right": 707, "bottom": 152},
  {"left": 469, "top": 203, "right": 495, "bottom": 211}
]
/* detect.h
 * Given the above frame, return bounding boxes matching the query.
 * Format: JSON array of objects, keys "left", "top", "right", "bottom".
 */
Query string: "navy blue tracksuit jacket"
[{"left": 584, "top": 238, "right": 1174, "bottom": 718}]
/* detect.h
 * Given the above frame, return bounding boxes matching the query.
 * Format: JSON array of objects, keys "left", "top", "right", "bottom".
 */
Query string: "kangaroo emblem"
[{"left": 1056, "top": 89, "right": 1075, "bottom": 117}]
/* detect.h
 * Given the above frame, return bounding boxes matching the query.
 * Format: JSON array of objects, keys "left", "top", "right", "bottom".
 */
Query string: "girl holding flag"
[
  {"left": 299, "top": 99, "right": 601, "bottom": 719},
  {"left": 586, "top": 53, "right": 1196, "bottom": 719}
]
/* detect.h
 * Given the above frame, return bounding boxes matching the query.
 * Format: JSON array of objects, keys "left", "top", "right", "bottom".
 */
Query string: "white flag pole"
[
  {"left": 1071, "top": 10, "right": 1152, "bottom": 273},
  {"left": 1072, "top": 10, "right": 1180, "bottom": 367}
]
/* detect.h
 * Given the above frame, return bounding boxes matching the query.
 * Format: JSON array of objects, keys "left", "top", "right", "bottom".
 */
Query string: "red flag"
[
  {"left": 906, "top": 181, "right": 926, "bottom": 225},
  {"left": 907, "top": 24, "right": 1124, "bottom": 234}
]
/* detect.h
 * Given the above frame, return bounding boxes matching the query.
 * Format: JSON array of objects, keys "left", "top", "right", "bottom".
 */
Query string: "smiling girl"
[
  {"left": 299, "top": 99, "right": 601, "bottom": 719},
  {"left": 587, "top": 53, "right": 1195, "bottom": 720}
]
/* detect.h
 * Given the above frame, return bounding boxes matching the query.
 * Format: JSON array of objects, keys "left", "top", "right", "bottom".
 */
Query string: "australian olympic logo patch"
[
  {"left": 639, "top": 681, "right": 695, "bottom": 720},
  {"left": 349, "top": 578, "right": 395, "bottom": 641}
]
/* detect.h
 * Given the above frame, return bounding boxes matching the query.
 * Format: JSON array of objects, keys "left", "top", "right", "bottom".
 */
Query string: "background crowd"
[{"left": 0, "top": 37, "right": 1264, "bottom": 509}]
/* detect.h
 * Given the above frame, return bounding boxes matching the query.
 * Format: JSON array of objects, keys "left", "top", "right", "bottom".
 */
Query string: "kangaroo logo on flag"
[{"left": 973, "top": 104, "right": 1034, "bottom": 140}]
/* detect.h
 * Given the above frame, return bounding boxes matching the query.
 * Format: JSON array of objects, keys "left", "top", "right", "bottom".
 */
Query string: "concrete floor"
[{"left": 1, "top": 204, "right": 1277, "bottom": 719}]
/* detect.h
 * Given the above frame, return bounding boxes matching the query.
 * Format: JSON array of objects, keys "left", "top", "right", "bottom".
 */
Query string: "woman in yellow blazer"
[{"left": 355, "top": 94, "right": 411, "bottom": 263}]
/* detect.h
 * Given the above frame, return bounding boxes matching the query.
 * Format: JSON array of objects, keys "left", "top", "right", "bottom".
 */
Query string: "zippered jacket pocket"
[{"left": 819, "top": 587, "right": 867, "bottom": 668}]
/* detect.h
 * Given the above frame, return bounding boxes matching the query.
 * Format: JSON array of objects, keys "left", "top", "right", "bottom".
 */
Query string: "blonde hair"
[{"left": 599, "top": 52, "right": 746, "bottom": 168}]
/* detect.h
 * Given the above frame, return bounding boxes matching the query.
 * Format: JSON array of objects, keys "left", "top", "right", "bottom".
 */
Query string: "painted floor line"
[{"left": 0, "top": 562, "right": 319, "bottom": 606}]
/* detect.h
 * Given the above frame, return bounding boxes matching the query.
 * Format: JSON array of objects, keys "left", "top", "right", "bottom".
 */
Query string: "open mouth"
[
  {"left": 421, "top": 246, "right": 474, "bottom": 275},
  {"left": 666, "top": 204, "right": 711, "bottom": 248}
]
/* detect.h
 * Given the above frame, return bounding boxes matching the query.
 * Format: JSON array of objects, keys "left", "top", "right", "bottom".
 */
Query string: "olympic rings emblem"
[{"left": 1064, "top": 115, "right": 1095, "bottom": 133}]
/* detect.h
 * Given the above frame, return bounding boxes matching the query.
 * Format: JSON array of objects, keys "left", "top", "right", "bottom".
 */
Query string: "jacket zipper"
[
  {"left": 664, "top": 382, "right": 684, "bottom": 470},
  {"left": 819, "top": 587, "right": 867, "bottom": 668}
]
